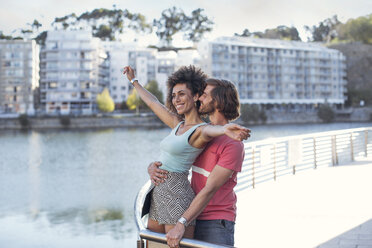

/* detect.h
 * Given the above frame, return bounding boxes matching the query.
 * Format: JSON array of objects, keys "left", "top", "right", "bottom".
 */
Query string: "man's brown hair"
[{"left": 206, "top": 78, "right": 240, "bottom": 121}]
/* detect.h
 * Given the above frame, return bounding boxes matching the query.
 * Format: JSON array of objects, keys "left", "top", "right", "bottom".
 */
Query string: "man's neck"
[{"left": 209, "top": 111, "right": 229, "bottom": 125}]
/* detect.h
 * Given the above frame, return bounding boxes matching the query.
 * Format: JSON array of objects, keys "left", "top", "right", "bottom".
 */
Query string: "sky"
[{"left": 0, "top": 0, "right": 371, "bottom": 46}]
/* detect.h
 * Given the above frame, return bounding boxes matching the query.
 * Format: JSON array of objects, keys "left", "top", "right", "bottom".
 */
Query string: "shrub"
[
  {"left": 240, "top": 104, "right": 267, "bottom": 124},
  {"left": 317, "top": 104, "right": 335, "bottom": 123},
  {"left": 18, "top": 114, "right": 30, "bottom": 129},
  {"left": 59, "top": 115, "right": 71, "bottom": 128}
]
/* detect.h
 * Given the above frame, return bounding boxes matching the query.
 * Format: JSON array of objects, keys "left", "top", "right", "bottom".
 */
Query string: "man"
[{"left": 148, "top": 78, "right": 249, "bottom": 247}]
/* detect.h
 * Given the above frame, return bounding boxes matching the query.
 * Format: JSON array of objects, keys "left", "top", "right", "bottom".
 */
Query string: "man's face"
[{"left": 198, "top": 85, "right": 216, "bottom": 115}]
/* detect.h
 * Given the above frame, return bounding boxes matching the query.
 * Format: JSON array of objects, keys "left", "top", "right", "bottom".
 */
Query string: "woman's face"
[{"left": 172, "top": 83, "right": 198, "bottom": 115}]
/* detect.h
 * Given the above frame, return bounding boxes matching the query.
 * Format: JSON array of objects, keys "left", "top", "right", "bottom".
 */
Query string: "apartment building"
[
  {"left": 176, "top": 49, "right": 201, "bottom": 70},
  {"left": 0, "top": 40, "right": 39, "bottom": 115},
  {"left": 102, "top": 41, "right": 132, "bottom": 107},
  {"left": 39, "top": 30, "right": 108, "bottom": 115},
  {"left": 198, "top": 37, "right": 347, "bottom": 106},
  {"left": 127, "top": 47, "right": 157, "bottom": 85}
]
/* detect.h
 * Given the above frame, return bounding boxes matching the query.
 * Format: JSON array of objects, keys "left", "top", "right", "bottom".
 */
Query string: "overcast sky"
[{"left": 0, "top": 0, "right": 371, "bottom": 46}]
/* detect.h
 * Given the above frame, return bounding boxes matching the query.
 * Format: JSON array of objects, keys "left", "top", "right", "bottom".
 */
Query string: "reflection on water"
[
  {"left": 0, "top": 127, "right": 169, "bottom": 248},
  {"left": 0, "top": 122, "right": 372, "bottom": 247}
]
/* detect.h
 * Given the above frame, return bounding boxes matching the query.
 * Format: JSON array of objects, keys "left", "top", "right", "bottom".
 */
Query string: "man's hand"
[
  {"left": 223, "top": 123, "right": 251, "bottom": 141},
  {"left": 166, "top": 223, "right": 185, "bottom": 248},
  {"left": 148, "top": 161, "right": 168, "bottom": 186}
]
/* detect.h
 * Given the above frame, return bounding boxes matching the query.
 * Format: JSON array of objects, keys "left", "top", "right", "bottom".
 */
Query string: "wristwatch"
[
  {"left": 130, "top": 78, "right": 138, "bottom": 84},
  {"left": 177, "top": 217, "right": 188, "bottom": 227}
]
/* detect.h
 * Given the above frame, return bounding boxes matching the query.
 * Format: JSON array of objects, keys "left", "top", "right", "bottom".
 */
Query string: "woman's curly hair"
[{"left": 166, "top": 65, "right": 207, "bottom": 119}]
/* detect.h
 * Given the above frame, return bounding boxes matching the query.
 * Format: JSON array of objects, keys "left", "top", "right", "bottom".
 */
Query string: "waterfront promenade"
[{"left": 235, "top": 158, "right": 372, "bottom": 248}]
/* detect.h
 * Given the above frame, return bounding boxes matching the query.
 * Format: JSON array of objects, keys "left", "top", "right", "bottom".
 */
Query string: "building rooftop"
[{"left": 213, "top": 36, "right": 341, "bottom": 53}]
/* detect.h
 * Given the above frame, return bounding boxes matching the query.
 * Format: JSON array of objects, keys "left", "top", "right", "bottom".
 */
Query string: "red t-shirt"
[{"left": 191, "top": 135, "right": 244, "bottom": 222}]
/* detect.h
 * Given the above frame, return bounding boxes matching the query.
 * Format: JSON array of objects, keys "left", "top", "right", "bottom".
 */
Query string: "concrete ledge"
[{"left": 0, "top": 115, "right": 166, "bottom": 130}]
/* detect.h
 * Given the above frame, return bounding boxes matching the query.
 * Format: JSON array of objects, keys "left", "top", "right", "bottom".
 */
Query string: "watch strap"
[{"left": 130, "top": 78, "right": 138, "bottom": 84}]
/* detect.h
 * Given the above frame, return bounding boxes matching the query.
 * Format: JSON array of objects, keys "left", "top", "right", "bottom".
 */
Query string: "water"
[{"left": 0, "top": 122, "right": 371, "bottom": 248}]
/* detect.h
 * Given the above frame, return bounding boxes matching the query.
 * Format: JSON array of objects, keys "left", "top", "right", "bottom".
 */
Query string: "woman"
[{"left": 123, "top": 65, "right": 249, "bottom": 238}]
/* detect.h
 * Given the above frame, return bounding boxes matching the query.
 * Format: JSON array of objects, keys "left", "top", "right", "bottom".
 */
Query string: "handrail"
[
  {"left": 134, "top": 126, "right": 372, "bottom": 247},
  {"left": 139, "top": 229, "right": 233, "bottom": 248},
  {"left": 236, "top": 127, "right": 372, "bottom": 192},
  {"left": 134, "top": 180, "right": 234, "bottom": 248}
]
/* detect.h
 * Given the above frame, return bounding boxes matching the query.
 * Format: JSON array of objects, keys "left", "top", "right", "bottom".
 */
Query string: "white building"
[
  {"left": 176, "top": 49, "right": 201, "bottom": 70},
  {"left": 156, "top": 51, "right": 177, "bottom": 100},
  {"left": 127, "top": 47, "right": 157, "bottom": 85},
  {"left": 0, "top": 40, "right": 39, "bottom": 115},
  {"left": 102, "top": 41, "right": 133, "bottom": 107},
  {"left": 198, "top": 36, "right": 347, "bottom": 106},
  {"left": 39, "top": 30, "right": 108, "bottom": 115},
  {"left": 155, "top": 49, "right": 202, "bottom": 101}
]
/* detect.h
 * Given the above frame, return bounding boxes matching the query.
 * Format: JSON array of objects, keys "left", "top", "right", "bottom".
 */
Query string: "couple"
[{"left": 123, "top": 65, "right": 250, "bottom": 247}]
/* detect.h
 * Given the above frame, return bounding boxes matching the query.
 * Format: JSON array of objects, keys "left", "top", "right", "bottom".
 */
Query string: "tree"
[
  {"left": 240, "top": 104, "right": 267, "bottom": 124},
  {"left": 126, "top": 88, "right": 141, "bottom": 114},
  {"left": 184, "top": 8, "right": 214, "bottom": 43},
  {"left": 235, "top": 29, "right": 251, "bottom": 37},
  {"left": 235, "top": 26, "right": 301, "bottom": 41},
  {"left": 52, "top": 13, "right": 78, "bottom": 30},
  {"left": 154, "top": 7, "right": 214, "bottom": 47},
  {"left": 28, "top": 19, "right": 42, "bottom": 33},
  {"left": 317, "top": 104, "right": 335, "bottom": 123},
  {"left": 145, "top": 80, "right": 164, "bottom": 104},
  {"left": 126, "top": 80, "right": 163, "bottom": 113},
  {"left": 51, "top": 8, "right": 152, "bottom": 41},
  {"left": 305, "top": 15, "right": 341, "bottom": 42},
  {"left": 337, "top": 14, "right": 372, "bottom": 44},
  {"left": 96, "top": 88, "right": 115, "bottom": 113},
  {"left": 35, "top": 31, "right": 47, "bottom": 45},
  {"left": 273, "top": 26, "right": 301, "bottom": 40},
  {"left": 0, "top": 31, "right": 13, "bottom": 40},
  {"left": 18, "top": 114, "right": 30, "bottom": 129},
  {"left": 153, "top": 7, "right": 186, "bottom": 47},
  {"left": 94, "top": 25, "right": 114, "bottom": 40},
  {"left": 345, "top": 87, "right": 372, "bottom": 107}
]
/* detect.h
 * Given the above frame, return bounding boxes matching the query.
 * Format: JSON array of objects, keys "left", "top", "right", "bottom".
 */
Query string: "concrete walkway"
[{"left": 235, "top": 158, "right": 372, "bottom": 248}]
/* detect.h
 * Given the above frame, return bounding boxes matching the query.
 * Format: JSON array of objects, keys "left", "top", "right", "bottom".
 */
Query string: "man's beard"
[{"left": 199, "top": 101, "right": 216, "bottom": 115}]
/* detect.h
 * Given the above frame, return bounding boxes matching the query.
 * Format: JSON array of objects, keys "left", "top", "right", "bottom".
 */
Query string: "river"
[{"left": 0, "top": 122, "right": 371, "bottom": 248}]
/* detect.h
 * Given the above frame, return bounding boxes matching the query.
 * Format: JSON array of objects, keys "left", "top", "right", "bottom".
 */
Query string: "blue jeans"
[{"left": 194, "top": 219, "right": 235, "bottom": 246}]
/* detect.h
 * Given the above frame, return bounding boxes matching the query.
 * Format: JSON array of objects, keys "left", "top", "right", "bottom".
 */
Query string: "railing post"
[
  {"left": 331, "top": 135, "right": 338, "bottom": 166},
  {"left": 335, "top": 135, "right": 338, "bottom": 165},
  {"left": 331, "top": 136, "right": 335, "bottom": 166},
  {"left": 365, "top": 130, "right": 368, "bottom": 157},
  {"left": 252, "top": 147, "right": 255, "bottom": 189},
  {"left": 350, "top": 133, "right": 354, "bottom": 161},
  {"left": 137, "top": 239, "right": 144, "bottom": 248},
  {"left": 313, "top": 137, "right": 317, "bottom": 169},
  {"left": 273, "top": 144, "right": 277, "bottom": 181}
]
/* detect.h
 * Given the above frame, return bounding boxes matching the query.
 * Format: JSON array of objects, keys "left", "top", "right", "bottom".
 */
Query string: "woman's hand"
[
  {"left": 223, "top": 123, "right": 251, "bottom": 141},
  {"left": 122, "top": 66, "right": 135, "bottom": 81}
]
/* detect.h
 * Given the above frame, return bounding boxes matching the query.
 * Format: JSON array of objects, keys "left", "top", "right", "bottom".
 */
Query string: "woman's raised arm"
[{"left": 123, "top": 66, "right": 179, "bottom": 128}]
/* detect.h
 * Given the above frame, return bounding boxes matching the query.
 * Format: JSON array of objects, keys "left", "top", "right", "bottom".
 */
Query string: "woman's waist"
[{"left": 158, "top": 155, "right": 193, "bottom": 173}]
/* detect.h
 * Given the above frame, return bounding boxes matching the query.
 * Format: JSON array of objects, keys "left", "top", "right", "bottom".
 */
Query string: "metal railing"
[
  {"left": 235, "top": 127, "right": 372, "bottom": 192},
  {"left": 134, "top": 127, "right": 372, "bottom": 247},
  {"left": 134, "top": 181, "right": 233, "bottom": 248}
]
